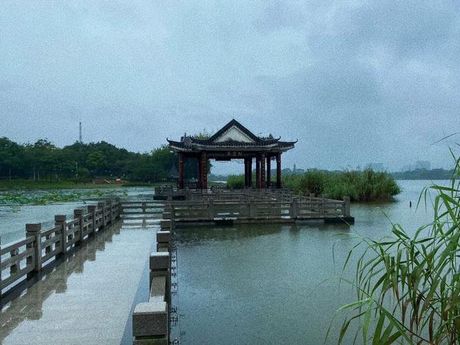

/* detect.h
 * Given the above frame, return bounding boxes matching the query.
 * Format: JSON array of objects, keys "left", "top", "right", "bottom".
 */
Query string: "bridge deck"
[{"left": 0, "top": 223, "right": 155, "bottom": 345}]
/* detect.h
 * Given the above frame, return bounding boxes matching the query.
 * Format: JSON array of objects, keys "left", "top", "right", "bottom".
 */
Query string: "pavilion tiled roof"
[{"left": 167, "top": 119, "right": 296, "bottom": 152}]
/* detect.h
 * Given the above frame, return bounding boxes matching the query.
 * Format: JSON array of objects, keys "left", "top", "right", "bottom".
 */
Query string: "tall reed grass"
[
  {"left": 334, "top": 155, "right": 460, "bottom": 344},
  {"left": 226, "top": 170, "right": 400, "bottom": 202}
]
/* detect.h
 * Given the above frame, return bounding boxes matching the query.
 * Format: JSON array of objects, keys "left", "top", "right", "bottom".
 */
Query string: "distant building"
[
  {"left": 366, "top": 163, "right": 385, "bottom": 172},
  {"left": 415, "top": 160, "right": 431, "bottom": 170},
  {"left": 401, "top": 164, "right": 413, "bottom": 172}
]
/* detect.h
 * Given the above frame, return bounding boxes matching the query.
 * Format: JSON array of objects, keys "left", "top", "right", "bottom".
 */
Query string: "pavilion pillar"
[
  {"left": 260, "top": 154, "right": 266, "bottom": 189},
  {"left": 255, "top": 156, "right": 261, "bottom": 189},
  {"left": 200, "top": 152, "right": 208, "bottom": 190},
  {"left": 197, "top": 156, "right": 202, "bottom": 189},
  {"left": 266, "top": 155, "right": 271, "bottom": 188},
  {"left": 248, "top": 158, "right": 253, "bottom": 188},
  {"left": 276, "top": 153, "right": 282, "bottom": 188},
  {"left": 244, "top": 158, "right": 250, "bottom": 188},
  {"left": 178, "top": 153, "right": 185, "bottom": 189}
]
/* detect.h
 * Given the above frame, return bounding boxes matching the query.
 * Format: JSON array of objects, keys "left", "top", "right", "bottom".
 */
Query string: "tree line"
[{"left": 0, "top": 137, "right": 199, "bottom": 182}]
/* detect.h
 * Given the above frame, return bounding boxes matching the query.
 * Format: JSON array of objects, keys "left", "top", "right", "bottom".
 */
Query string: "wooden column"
[
  {"left": 244, "top": 158, "right": 250, "bottom": 188},
  {"left": 256, "top": 156, "right": 261, "bottom": 189},
  {"left": 248, "top": 158, "right": 252, "bottom": 188},
  {"left": 201, "top": 152, "right": 208, "bottom": 190},
  {"left": 197, "top": 156, "right": 202, "bottom": 189},
  {"left": 266, "top": 155, "right": 271, "bottom": 188},
  {"left": 276, "top": 153, "right": 282, "bottom": 188},
  {"left": 260, "top": 154, "right": 266, "bottom": 189},
  {"left": 178, "top": 153, "right": 185, "bottom": 189}
]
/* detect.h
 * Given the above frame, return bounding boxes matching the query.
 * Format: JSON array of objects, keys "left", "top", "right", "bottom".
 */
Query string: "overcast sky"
[{"left": 1, "top": 1, "right": 459, "bottom": 174}]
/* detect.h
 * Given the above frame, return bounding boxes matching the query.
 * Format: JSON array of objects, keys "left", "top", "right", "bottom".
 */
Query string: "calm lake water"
[
  {"left": 173, "top": 180, "right": 444, "bottom": 345},
  {"left": 0, "top": 181, "right": 446, "bottom": 344},
  {"left": 0, "top": 187, "right": 153, "bottom": 245}
]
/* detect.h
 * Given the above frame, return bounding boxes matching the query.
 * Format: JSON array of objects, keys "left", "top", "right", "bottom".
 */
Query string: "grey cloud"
[{"left": 0, "top": 0, "right": 459, "bottom": 174}]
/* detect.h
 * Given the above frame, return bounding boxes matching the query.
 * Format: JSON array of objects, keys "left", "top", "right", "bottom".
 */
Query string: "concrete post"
[
  {"left": 343, "top": 196, "right": 351, "bottom": 217},
  {"left": 87, "top": 205, "right": 97, "bottom": 235},
  {"left": 26, "top": 223, "right": 42, "bottom": 274},
  {"left": 55, "top": 215, "right": 67, "bottom": 256},
  {"left": 74, "top": 209, "right": 84, "bottom": 243}
]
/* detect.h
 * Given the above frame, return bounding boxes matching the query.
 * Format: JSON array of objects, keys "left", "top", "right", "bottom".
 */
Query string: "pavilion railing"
[{"left": 164, "top": 196, "right": 351, "bottom": 223}]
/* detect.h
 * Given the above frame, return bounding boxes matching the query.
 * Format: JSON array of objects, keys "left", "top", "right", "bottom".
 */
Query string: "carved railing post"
[
  {"left": 87, "top": 205, "right": 97, "bottom": 236},
  {"left": 74, "top": 209, "right": 84, "bottom": 244},
  {"left": 26, "top": 223, "right": 42, "bottom": 274},
  {"left": 107, "top": 200, "right": 113, "bottom": 224},
  {"left": 98, "top": 202, "right": 106, "bottom": 229},
  {"left": 55, "top": 215, "right": 67, "bottom": 256}
]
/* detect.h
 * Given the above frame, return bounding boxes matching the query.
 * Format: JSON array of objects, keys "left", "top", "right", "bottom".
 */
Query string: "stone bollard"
[
  {"left": 156, "top": 231, "right": 170, "bottom": 252},
  {"left": 132, "top": 252, "right": 170, "bottom": 343},
  {"left": 160, "top": 219, "right": 172, "bottom": 231},
  {"left": 26, "top": 223, "right": 42, "bottom": 275},
  {"left": 74, "top": 209, "right": 84, "bottom": 243},
  {"left": 87, "top": 205, "right": 97, "bottom": 235},
  {"left": 132, "top": 302, "right": 168, "bottom": 342},
  {"left": 150, "top": 252, "right": 170, "bottom": 297},
  {"left": 55, "top": 215, "right": 67, "bottom": 256}
]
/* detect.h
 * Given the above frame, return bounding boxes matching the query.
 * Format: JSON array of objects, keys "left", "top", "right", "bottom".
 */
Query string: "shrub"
[{"left": 226, "top": 175, "right": 245, "bottom": 189}]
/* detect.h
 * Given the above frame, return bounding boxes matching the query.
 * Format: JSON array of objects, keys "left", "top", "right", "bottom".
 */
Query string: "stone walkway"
[{"left": 0, "top": 223, "right": 154, "bottom": 345}]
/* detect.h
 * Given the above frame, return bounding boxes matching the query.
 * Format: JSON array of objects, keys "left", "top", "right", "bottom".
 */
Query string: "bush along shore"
[{"left": 227, "top": 169, "right": 401, "bottom": 202}]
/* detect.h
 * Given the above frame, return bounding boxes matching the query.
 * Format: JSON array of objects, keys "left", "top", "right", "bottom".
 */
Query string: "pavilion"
[{"left": 167, "top": 119, "right": 296, "bottom": 189}]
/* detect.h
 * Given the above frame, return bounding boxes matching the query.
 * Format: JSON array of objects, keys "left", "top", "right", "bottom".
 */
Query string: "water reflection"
[{"left": 0, "top": 222, "right": 121, "bottom": 343}]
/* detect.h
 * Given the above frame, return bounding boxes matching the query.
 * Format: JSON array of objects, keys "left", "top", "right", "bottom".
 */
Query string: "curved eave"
[{"left": 169, "top": 144, "right": 295, "bottom": 153}]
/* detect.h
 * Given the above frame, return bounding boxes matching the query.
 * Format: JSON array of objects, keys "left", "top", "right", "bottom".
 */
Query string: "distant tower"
[{"left": 79, "top": 122, "right": 82, "bottom": 143}]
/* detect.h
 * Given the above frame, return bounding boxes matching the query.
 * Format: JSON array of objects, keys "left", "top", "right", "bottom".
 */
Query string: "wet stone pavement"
[{"left": 0, "top": 222, "right": 155, "bottom": 345}]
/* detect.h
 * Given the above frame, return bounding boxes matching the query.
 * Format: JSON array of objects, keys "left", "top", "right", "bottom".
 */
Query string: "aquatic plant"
[
  {"left": 334, "top": 155, "right": 460, "bottom": 344},
  {"left": 0, "top": 189, "right": 122, "bottom": 206}
]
